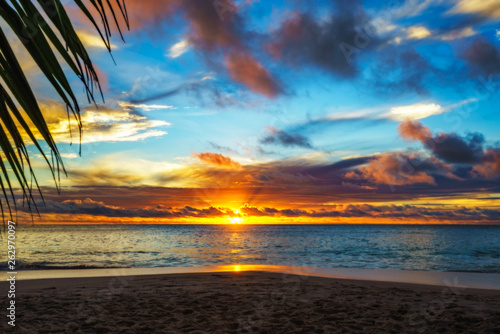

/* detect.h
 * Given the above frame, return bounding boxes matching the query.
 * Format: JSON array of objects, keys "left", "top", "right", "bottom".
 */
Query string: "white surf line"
[{"left": 2, "top": 265, "right": 500, "bottom": 290}]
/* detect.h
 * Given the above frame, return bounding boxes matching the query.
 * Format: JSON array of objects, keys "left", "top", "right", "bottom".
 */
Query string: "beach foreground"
[{"left": 2, "top": 271, "right": 500, "bottom": 333}]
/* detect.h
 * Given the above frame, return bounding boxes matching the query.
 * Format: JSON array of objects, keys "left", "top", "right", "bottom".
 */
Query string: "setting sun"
[
  {"left": 226, "top": 217, "right": 244, "bottom": 224},
  {"left": 225, "top": 209, "right": 246, "bottom": 224}
]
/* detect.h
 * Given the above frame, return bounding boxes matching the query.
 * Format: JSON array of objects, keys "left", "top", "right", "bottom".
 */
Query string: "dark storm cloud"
[
  {"left": 426, "top": 132, "right": 485, "bottom": 164},
  {"left": 289, "top": 116, "right": 388, "bottom": 135},
  {"left": 266, "top": 0, "right": 444, "bottom": 97},
  {"left": 260, "top": 128, "right": 313, "bottom": 148},
  {"left": 178, "top": 0, "right": 281, "bottom": 97},
  {"left": 268, "top": 0, "right": 386, "bottom": 78},
  {"left": 129, "top": 86, "right": 184, "bottom": 105},
  {"left": 398, "top": 120, "right": 485, "bottom": 164},
  {"left": 119, "top": 0, "right": 281, "bottom": 98},
  {"left": 397, "top": 120, "right": 500, "bottom": 180},
  {"left": 305, "top": 156, "right": 374, "bottom": 176},
  {"left": 473, "top": 148, "right": 500, "bottom": 179},
  {"left": 127, "top": 76, "right": 243, "bottom": 110},
  {"left": 24, "top": 198, "right": 228, "bottom": 218},
  {"left": 459, "top": 36, "right": 500, "bottom": 75},
  {"left": 240, "top": 203, "right": 500, "bottom": 222}
]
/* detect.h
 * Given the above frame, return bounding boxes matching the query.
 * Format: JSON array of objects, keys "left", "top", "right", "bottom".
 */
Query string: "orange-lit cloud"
[
  {"left": 65, "top": 0, "right": 176, "bottom": 30},
  {"left": 398, "top": 119, "right": 432, "bottom": 142},
  {"left": 194, "top": 152, "right": 242, "bottom": 169},
  {"left": 346, "top": 152, "right": 438, "bottom": 186},
  {"left": 225, "top": 51, "right": 281, "bottom": 98},
  {"left": 20, "top": 197, "right": 500, "bottom": 224},
  {"left": 473, "top": 149, "right": 500, "bottom": 179}
]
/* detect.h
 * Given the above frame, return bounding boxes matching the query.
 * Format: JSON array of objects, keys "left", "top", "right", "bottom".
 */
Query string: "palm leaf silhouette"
[{"left": 0, "top": 0, "right": 128, "bottom": 221}]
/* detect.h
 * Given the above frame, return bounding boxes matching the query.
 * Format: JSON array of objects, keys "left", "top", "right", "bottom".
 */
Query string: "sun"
[
  {"left": 226, "top": 217, "right": 244, "bottom": 224},
  {"left": 225, "top": 209, "right": 246, "bottom": 224}
]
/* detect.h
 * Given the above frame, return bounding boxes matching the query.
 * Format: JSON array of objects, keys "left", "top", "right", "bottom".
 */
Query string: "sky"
[{"left": 12, "top": 0, "right": 500, "bottom": 224}]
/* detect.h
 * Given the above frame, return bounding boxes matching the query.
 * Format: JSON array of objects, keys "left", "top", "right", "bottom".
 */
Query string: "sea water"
[{"left": 2, "top": 224, "right": 499, "bottom": 273}]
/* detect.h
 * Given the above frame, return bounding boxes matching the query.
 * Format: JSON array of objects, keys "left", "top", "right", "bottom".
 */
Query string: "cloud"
[
  {"left": 429, "top": 132, "right": 485, "bottom": 164},
  {"left": 398, "top": 119, "right": 485, "bottom": 163},
  {"left": 194, "top": 152, "right": 242, "bottom": 169},
  {"left": 389, "top": 103, "right": 444, "bottom": 121},
  {"left": 63, "top": 154, "right": 185, "bottom": 187},
  {"left": 179, "top": 0, "right": 239, "bottom": 51},
  {"left": 176, "top": 0, "right": 281, "bottom": 97},
  {"left": 391, "top": 0, "right": 439, "bottom": 19},
  {"left": 287, "top": 99, "right": 475, "bottom": 139},
  {"left": 30, "top": 161, "right": 500, "bottom": 223},
  {"left": 77, "top": 1, "right": 176, "bottom": 29},
  {"left": 77, "top": 0, "right": 281, "bottom": 98},
  {"left": 23, "top": 197, "right": 500, "bottom": 223},
  {"left": 396, "top": 26, "right": 476, "bottom": 43},
  {"left": 60, "top": 153, "right": 79, "bottom": 159},
  {"left": 76, "top": 29, "right": 117, "bottom": 49},
  {"left": 44, "top": 146, "right": 499, "bottom": 211},
  {"left": 370, "top": 47, "right": 434, "bottom": 95},
  {"left": 208, "top": 142, "right": 238, "bottom": 155},
  {"left": 345, "top": 152, "right": 455, "bottom": 186},
  {"left": 225, "top": 51, "right": 281, "bottom": 98},
  {"left": 459, "top": 36, "right": 500, "bottom": 75},
  {"left": 260, "top": 126, "right": 312, "bottom": 148},
  {"left": 405, "top": 26, "right": 431, "bottom": 39},
  {"left": 240, "top": 203, "right": 500, "bottom": 222},
  {"left": 472, "top": 148, "right": 500, "bottom": 179},
  {"left": 125, "top": 76, "right": 216, "bottom": 108},
  {"left": 267, "top": 1, "right": 385, "bottom": 78},
  {"left": 118, "top": 101, "right": 176, "bottom": 112},
  {"left": 168, "top": 39, "right": 191, "bottom": 58},
  {"left": 30, "top": 102, "right": 170, "bottom": 144},
  {"left": 31, "top": 198, "right": 228, "bottom": 218},
  {"left": 440, "top": 27, "right": 476, "bottom": 40},
  {"left": 449, "top": 0, "right": 500, "bottom": 18},
  {"left": 398, "top": 119, "right": 433, "bottom": 141}
]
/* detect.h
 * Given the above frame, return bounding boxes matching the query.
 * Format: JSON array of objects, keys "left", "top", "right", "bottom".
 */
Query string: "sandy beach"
[{"left": 1, "top": 271, "right": 500, "bottom": 333}]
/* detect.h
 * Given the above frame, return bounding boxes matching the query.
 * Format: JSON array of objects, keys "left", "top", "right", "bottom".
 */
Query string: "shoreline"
[{"left": 3, "top": 264, "right": 500, "bottom": 290}]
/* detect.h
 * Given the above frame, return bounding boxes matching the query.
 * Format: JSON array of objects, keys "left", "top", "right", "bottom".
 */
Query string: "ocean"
[{"left": 3, "top": 224, "right": 499, "bottom": 273}]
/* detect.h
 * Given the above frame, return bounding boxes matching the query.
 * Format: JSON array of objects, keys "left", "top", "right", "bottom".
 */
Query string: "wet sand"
[{"left": 1, "top": 271, "right": 500, "bottom": 333}]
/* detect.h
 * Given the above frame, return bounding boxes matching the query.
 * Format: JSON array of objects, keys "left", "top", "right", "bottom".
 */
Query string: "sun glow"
[
  {"left": 226, "top": 209, "right": 245, "bottom": 224},
  {"left": 226, "top": 217, "right": 244, "bottom": 224}
]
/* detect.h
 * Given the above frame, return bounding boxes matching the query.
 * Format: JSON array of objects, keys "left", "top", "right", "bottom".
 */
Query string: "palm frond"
[{"left": 0, "top": 0, "right": 128, "bottom": 222}]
